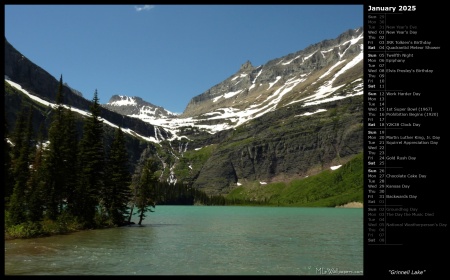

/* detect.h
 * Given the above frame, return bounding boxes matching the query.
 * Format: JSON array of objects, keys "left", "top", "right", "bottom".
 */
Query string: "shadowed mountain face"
[
  {"left": 4, "top": 38, "right": 174, "bottom": 143},
  {"left": 4, "top": 27, "right": 364, "bottom": 195}
]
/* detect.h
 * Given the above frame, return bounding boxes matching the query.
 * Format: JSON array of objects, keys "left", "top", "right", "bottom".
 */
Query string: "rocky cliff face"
[
  {"left": 4, "top": 38, "right": 86, "bottom": 108},
  {"left": 166, "top": 27, "right": 364, "bottom": 195},
  {"left": 4, "top": 38, "right": 173, "bottom": 142},
  {"left": 182, "top": 28, "right": 363, "bottom": 119},
  {"left": 181, "top": 91, "right": 363, "bottom": 195},
  {"left": 4, "top": 27, "right": 364, "bottom": 196}
]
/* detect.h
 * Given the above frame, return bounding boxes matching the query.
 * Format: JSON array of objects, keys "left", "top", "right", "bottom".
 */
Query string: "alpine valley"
[{"left": 4, "top": 27, "right": 364, "bottom": 206}]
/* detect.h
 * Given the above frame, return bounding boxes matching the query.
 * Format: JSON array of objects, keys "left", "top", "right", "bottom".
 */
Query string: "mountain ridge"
[
  {"left": 4, "top": 26, "right": 364, "bottom": 196},
  {"left": 103, "top": 27, "right": 363, "bottom": 143}
]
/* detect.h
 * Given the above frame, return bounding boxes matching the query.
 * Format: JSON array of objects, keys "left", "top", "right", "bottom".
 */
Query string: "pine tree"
[
  {"left": 26, "top": 123, "right": 46, "bottom": 222},
  {"left": 10, "top": 104, "right": 27, "bottom": 163},
  {"left": 4, "top": 116, "right": 14, "bottom": 204},
  {"left": 62, "top": 107, "right": 79, "bottom": 216},
  {"left": 42, "top": 75, "right": 78, "bottom": 220},
  {"left": 8, "top": 105, "right": 35, "bottom": 225},
  {"left": 104, "top": 127, "right": 132, "bottom": 226},
  {"left": 76, "top": 90, "right": 106, "bottom": 228},
  {"left": 136, "top": 158, "right": 157, "bottom": 226},
  {"left": 42, "top": 75, "right": 66, "bottom": 219}
]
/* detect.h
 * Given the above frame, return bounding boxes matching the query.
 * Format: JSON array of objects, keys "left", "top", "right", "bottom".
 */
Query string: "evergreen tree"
[
  {"left": 76, "top": 90, "right": 105, "bottom": 228},
  {"left": 8, "top": 105, "right": 35, "bottom": 225},
  {"left": 127, "top": 168, "right": 140, "bottom": 225},
  {"left": 104, "top": 127, "right": 132, "bottom": 226},
  {"left": 42, "top": 75, "right": 78, "bottom": 219},
  {"left": 136, "top": 158, "right": 157, "bottom": 226},
  {"left": 62, "top": 107, "right": 79, "bottom": 216},
  {"left": 4, "top": 116, "right": 14, "bottom": 204},
  {"left": 42, "top": 75, "right": 67, "bottom": 219},
  {"left": 26, "top": 123, "right": 46, "bottom": 222},
  {"left": 10, "top": 104, "right": 27, "bottom": 163}
]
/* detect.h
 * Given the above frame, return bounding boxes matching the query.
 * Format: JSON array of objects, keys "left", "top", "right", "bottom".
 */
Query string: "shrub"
[{"left": 5, "top": 221, "right": 44, "bottom": 239}]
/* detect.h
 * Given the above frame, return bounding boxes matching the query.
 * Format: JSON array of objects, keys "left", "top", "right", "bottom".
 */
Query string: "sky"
[{"left": 4, "top": 4, "right": 363, "bottom": 114}]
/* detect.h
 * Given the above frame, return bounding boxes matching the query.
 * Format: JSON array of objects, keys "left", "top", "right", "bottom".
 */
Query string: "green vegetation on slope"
[
  {"left": 172, "top": 144, "right": 217, "bottom": 179},
  {"left": 225, "top": 152, "right": 363, "bottom": 207}
]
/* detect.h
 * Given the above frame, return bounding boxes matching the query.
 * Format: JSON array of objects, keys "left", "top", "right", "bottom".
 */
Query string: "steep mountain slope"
[
  {"left": 4, "top": 80, "right": 149, "bottom": 173},
  {"left": 4, "top": 38, "right": 173, "bottom": 143},
  {"left": 104, "top": 27, "right": 363, "bottom": 141},
  {"left": 103, "top": 27, "right": 364, "bottom": 195},
  {"left": 4, "top": 27, "right": 364, "bottom": 197},
  {"left": 186, "top": 92, "right": 363, "bottom": 195},
  {"left": 183, "top": 27, "right": 362, "bottom": 118}
]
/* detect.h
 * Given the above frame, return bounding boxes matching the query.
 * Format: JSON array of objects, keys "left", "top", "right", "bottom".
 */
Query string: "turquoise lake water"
[{"left": 4, "top": 205, "right": 363, "bottom": 275}]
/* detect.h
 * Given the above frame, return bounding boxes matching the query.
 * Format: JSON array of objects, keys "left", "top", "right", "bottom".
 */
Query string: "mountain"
[
  {"left": 103, "top": 27, "right": 364, "bottom": 195},
  {"left": 182, "top": 27, "right": 362, "bottom": 118},
  {"left": 4, "top": 38, "right": 173, "bottom": 144},
  {"left": 4, "top": 27, "right": 364, "bottom": 197},
  {"left": 104, "top": 28, "right": 363, "bottom": 138},
  {"left": 103, "top": 95, "right": 177, "bottom": 119}
]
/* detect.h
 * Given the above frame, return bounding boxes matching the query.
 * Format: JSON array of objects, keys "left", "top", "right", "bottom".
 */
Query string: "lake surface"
[{"left": 4, "top": 206, "right": 363, "bottom": 275}]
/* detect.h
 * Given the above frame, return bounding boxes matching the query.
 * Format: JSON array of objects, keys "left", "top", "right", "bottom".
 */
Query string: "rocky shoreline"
[{"left": 336, "top": 201, "right": 363, "bottom": 208}]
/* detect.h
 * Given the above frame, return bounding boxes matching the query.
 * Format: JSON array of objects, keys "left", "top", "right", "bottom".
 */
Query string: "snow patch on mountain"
[
  {"left": 109, "top": 95, "right": 137, "bottom": 106},
  {"left": 5, "top": 79, "right": 162, "bottom": 143},
  {"left": 6, "top": 27, "right": 363, "bottom": 144}
]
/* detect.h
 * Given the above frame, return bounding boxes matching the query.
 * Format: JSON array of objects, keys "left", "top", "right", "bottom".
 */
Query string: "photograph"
[{"left": 4, "top": 3, "right": 444, "bottom": 277}]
